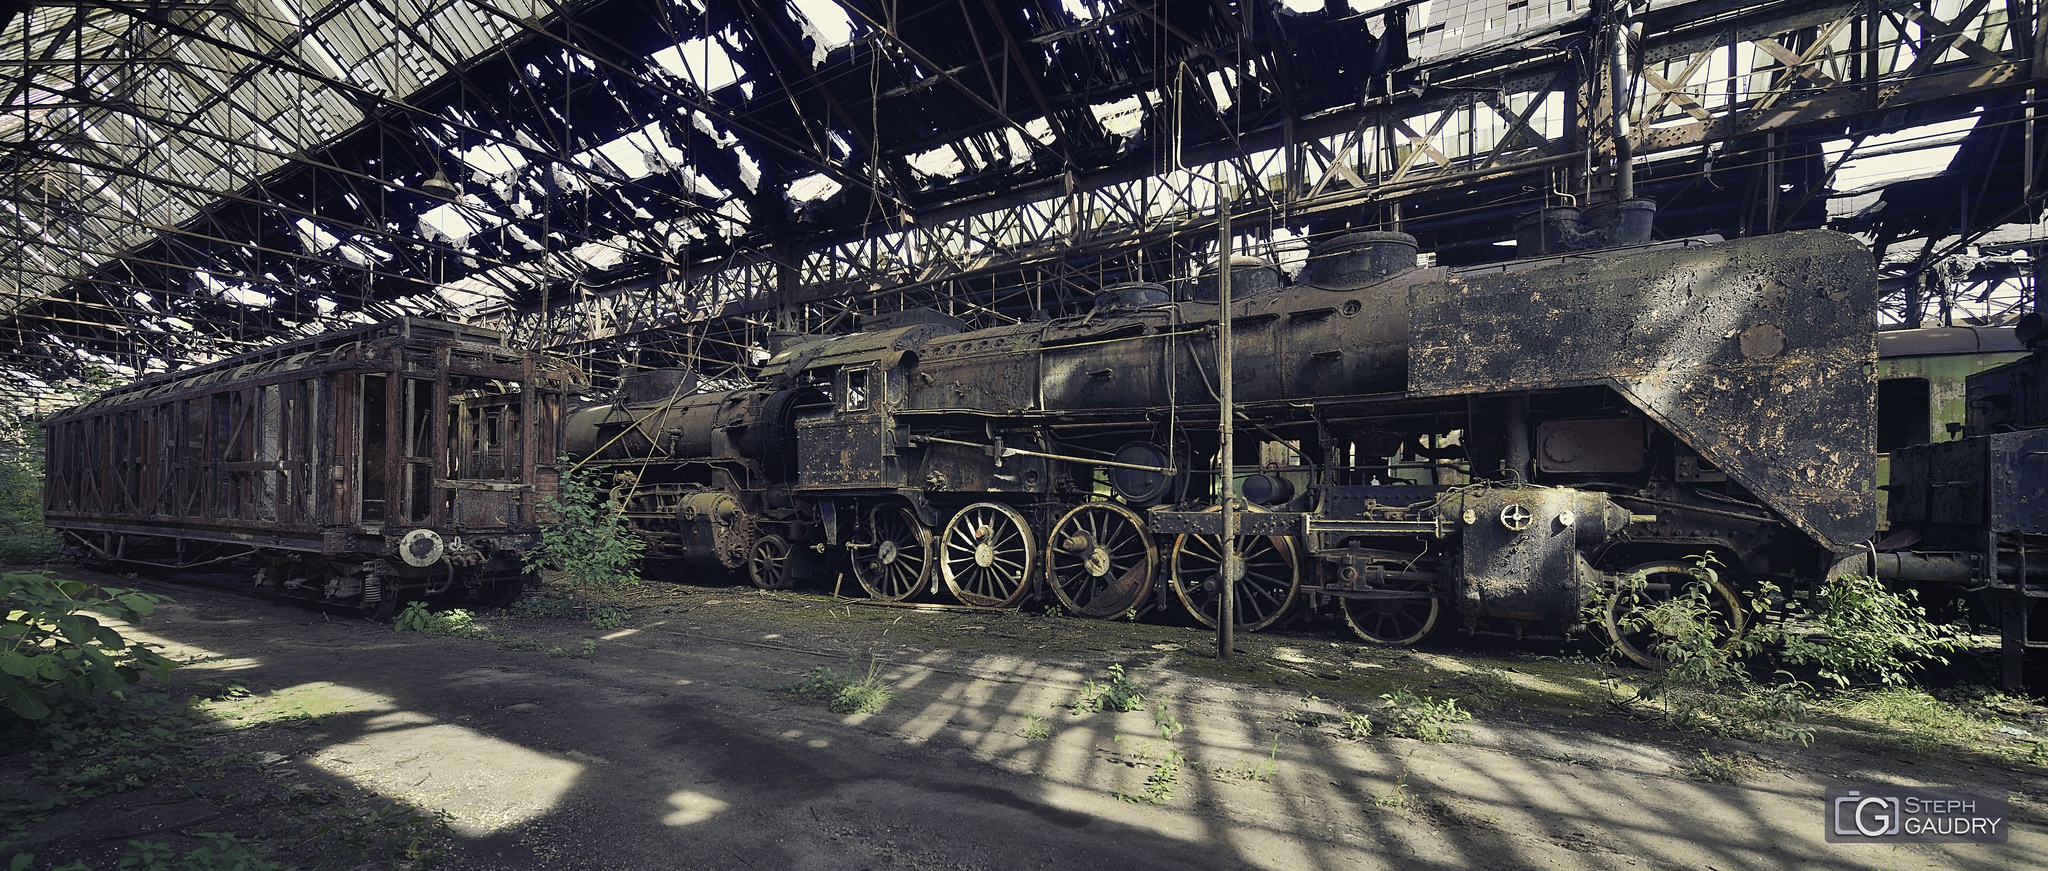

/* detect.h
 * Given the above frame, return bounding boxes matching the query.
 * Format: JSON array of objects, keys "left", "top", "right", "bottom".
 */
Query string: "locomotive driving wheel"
[
  {"left": 1169, "top": 507, "right": 1301, "bottom": 632},
  {"left": 1045, "top": 503, "right": 1156, "bottom": 618},
  {"left": 746, "top": 534, "right": 794, "bottom": 591},
  {"left": 940, "top": 502, "right": 1037, "bottom": 608},
  {"left": 849, "top": 504, "right": 932, "bottom": 601},
  {"left": 1339, "top": 583, "right": 1440, "bottom": 646},
  {"left": 1602, "top": 560, "right": 1747, "bottom": 669}
]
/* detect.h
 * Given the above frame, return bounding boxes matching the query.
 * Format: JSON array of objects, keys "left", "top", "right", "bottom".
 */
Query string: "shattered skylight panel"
[
  {"left": 1824, "top": 115, "right": 1978, "bottom": 194},
  {"left": 572, "top": 238, "right": 631, "bottom": 271},
  {"left": 1277, "top": 0, "right": 1324, "bottom": 11},
  {"left": 1061, "top": 0, "right": 1111, "bottom": 22},
  {"left": 293, "top": 218, "right": 342, "bottom": 252},
  {"left": 418, "top": 199, "right": 506, "bottom": 248},
  {"left": 691, "top": 110, "right": 740, "bottom": 148},
  {"left": 1091, "top": 92, "right": 1154, "bottom": 139},
  {"left": 653, "top": 35, "right": 751, "bottom": 97},
  {"left": 460, "top": 143, "right": 529, "bottom": 177},
  {"left": 734, "top": 145, "right": 762, "bottom": 193},
  {"left": 908, "top": 143, "right": 966, "bottom": 179},
  {"left": 583, "top": 121, "right": 688, "bottom": 181},
  {"left": 791, "top": 0, "right": 856, "bottom": 64},
  {"left": 786, "top": 173, "right": 843, "bottom": 203}
]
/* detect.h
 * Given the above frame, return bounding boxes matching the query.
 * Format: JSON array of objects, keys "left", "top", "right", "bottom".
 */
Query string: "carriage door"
[
  {"left": 399, "top": 376, "right": 440, "bottom": 525},
  {"left": 796, "top": 363, "right": 897, "bottom": 488},
  {"left": 444, "top": 358, "right": 529, "bottom": 530}
]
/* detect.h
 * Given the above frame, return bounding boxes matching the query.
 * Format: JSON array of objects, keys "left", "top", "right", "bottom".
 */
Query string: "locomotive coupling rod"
[{"left": 908, "top": 435, "right": 1179, "bottom": 475}]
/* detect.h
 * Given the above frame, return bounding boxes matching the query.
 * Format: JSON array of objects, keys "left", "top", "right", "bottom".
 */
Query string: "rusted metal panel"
[
  {"left": 1990, "top": 431, "right": 2048, "bottom": 535},
  {"left": 1410, "top": 230, "right": 1878, "bottom": 551}
]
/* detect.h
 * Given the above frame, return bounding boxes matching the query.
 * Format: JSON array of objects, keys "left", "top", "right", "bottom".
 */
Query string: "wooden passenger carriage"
[{"left": 42, "top": 318, "right": 583, "bottom": 611}]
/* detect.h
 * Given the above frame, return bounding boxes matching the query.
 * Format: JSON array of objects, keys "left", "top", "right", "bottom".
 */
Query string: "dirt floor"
[{"left": 7, "top": 567, "right": 2047, "bottom": 870}]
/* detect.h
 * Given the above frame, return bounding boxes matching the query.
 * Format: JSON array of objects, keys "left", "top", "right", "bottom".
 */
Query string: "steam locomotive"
[{"left": 563, "top": 227, "right": 1880, "bottom": 658}]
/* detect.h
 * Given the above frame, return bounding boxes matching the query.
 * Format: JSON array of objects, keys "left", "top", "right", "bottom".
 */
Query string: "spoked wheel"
[
  {"left": 940, "top": 502, "right": 1037, "bottom": 608},
  {"left": 1169, "top": 507, "right": 1301, "bottom": 632},
  {"left": 1602, "top": 560, "right": 1747, "bottom": 669},
  {"left": 1339, "top": 572, "right": 1441, "bottom": 645},
  {"left": 1045, "top": 503, "right": 1156, "bottom": 618},
  {"left": 747, "top": 534, "right": 794, "bottom": 591},
  {"left": 849, "top": 504, "right": 932, "bottom": 601}
]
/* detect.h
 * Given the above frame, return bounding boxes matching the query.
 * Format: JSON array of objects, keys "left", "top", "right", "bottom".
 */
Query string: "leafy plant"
[
  {"left": 1338, "top": 712, "right": 1374, "bottom": 741},
  {"left": 1070, "top": 664, "right": 1144, "bottom": 714},
  {"left": 1152, "top": 703, "right": 1184, "bottom": 741},
  {"left": 1607, "top": 567, "right": 1815, "bottom": 743},
  {"left": 1371, "top": 765, "right": 1410, "bottom": 807},
  {"left": 1284, "top": 695, "right": 1329, "bottom": 728},
  {"left": 0, "top": 373, "right": 108, "bottom": 565},
  {"left": 523, "top": 460, "right": 646, "bottom": 589},
  {"left": 794, "top": 657, "right": 896, "bottom": 714},
  {"left": 391, "top": 601, "right": 497, "bottom": 640},
  {"left": 579, "top": 638, "right": 597, "bottom": 656},
  {"left": 1377, "top": 689, "right": 1471, "bottom": 743},
  {"left": 589, "top": 604, "right": 630, "bottom": 630},
  {"left": 1776, "top": 573, "right": 1967, "bottom": 689},
  {"left": 1, "top": 570, "right": 176, "bottom": 720},
  {"left": 1019, "top": 713, "right": 1051, "bottom": 741}
]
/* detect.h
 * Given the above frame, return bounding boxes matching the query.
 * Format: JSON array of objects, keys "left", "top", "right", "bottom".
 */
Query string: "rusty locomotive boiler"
[
  {"left": 571, "top": 228, "right": 1879, "bottom": 653},
  {"left": 42, "top": 318, "right": 584, "bottom": 612}
]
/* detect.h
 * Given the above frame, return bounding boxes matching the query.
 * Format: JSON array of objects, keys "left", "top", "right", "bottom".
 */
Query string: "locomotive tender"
[
  {"left": 42, "top": 318, "right": 584, "bottom": 612},
  {"left": 567, "top": 228, "right": 1879, "bottom": 656}
]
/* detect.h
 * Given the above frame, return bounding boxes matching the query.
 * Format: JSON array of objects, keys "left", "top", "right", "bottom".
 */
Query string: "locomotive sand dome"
[
  {"left": 581, "top": 228, "right": 1878, "bottom": 652},
  {"left": 41, "top": 318, "right": 585, "bottom": 612}
]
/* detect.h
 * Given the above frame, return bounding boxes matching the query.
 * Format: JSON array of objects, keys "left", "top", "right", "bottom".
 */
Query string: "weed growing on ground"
[
  {"left": 794, "top": 657, "right": 896, "bottom": 714},
  {"left": 580, "top": 639, "right": 598, "bottom": 656},
  {"left": 523, "top": 460, "right": 645, "bottom": 589},
  {"left": 1111, "top": 736, "right": 1183, "bottom": 805},
  {"left": 1338, "top": 712, "right": 1374, "bottom": 741},
  {"left": 0, "top": 569, "right": 176, "bottom": 720},
  {"left": 2030, "top": 742, "right": 2048, "bottom": 766},
  {"left": 1070, "top": 664, "right": 1144, "bottom": 714},
  {"left": 1776, "top": 574, "right": 1967, "bottom": 689},
  {"left": 1019, "top": 714, "right": 1051, "bottom": 741},
  {"left": 501, "top": 635, "right": 544, "bottom": 652},
  {"left": 1152, "top": 704, "right": 1185, "bottom": 741},
  {"left": 588, "top": 605, "right": 629, "bottom": 630},
  {"left": 1378, "top": 689, "right": 1471, "bottom": 743},
  {"left": 392, "top": 602, "right": 498, "bottom": 640},
  {"left": 1683, "top": 750, "right": 1746, "bottom": 783},
  {"left": 1041, "top": 604, "right": 1065, "bottom": 619},
  {"left": 1832, "top": 687, "right": 1997, "bottom": 754},
  {"left": 1371, "top": 765, "right": 1411, "bottom": 807}
]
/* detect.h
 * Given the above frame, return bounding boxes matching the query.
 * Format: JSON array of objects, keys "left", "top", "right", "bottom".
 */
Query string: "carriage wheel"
[
  {"left": 940, "top": 502, "right": 1037, "bottom": 608},
  {"left": 1169, "top": 508, "right": 1300, "bottom": 632},
  {"left": 747, "top": 534, "right": 795, "bottom": 591},
  {"left": 849, "top": 505, "right": 932, "bottom": 601},
  {"left": 1602, "top": 560, "right": 1747, "bottom": 669},
  {"left": 1045, "top": 503, "right": 1156, "bottom": 618}
]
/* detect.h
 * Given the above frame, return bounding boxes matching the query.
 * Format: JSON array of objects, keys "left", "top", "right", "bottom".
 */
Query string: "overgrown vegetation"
[
  {"left": 0, "top": 374, "right": 107, "bottom": 566},
  {"left": 1775, "top": 573, "right": 1968, "bottom": 689},
  {"left": 1069, "top": 664, "right": 1144, "bottom": 714},
  {"left": 793, "top": 657, "right": 896, "bottom": 714},
  {"left": 1376, "top": 689, "right": 1472, "bottom": 743},
  {"left": 2, "top": 570, "right": 176, "bottom": 720},
  {"left": 522, "top": 461, "right": 645, "bottom": 589}
]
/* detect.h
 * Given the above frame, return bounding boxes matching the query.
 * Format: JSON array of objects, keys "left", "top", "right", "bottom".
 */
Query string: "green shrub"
[
  {"left": 523, "top": 461, "right": 645, "bottom": 589},
  {"left": 391, "top": 602, "right": 497, "bottom": 640},
  {"left": 1, "top": 570, "right": 176, "bottom": 720},
  {"left": 1777, "top": 574, "right": 1967, "bottom": 689}
]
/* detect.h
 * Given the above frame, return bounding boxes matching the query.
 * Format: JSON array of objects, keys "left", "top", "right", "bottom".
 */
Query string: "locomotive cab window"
[
  {"left": 1877, "top": 377, "right": 1931, "bottom": 452},
  {"left": 840, "top": 368, "right": 869, "bottom": 412}
]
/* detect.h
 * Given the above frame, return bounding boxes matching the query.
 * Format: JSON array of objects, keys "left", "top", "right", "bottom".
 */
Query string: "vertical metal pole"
[{"left": 1217, "top": 203, "right": 1236, "bottom": 661}]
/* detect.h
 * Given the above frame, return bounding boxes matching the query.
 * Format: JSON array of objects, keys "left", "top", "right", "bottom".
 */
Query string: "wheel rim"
[
  {"left": 747, "top": 534, "right": 793, "bottom": 591},
  {"left": 1602, "top": 560, "right": 1748, "bottom": 669},
  {"left": 850, "top": 505, "right": 931, "bottom": 601},
  {"left": 1340, "top": 594, "right": 1440, "bottom": 645},
  {"left": 940, "top": 502, "right": 1036, "bottom": 607},
  {"left": 1169, "top": 510, "right": 1300, "bottom": 631},
  {"left": 1045, "top": 503, "right": 1156, "bottom": 618}
]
